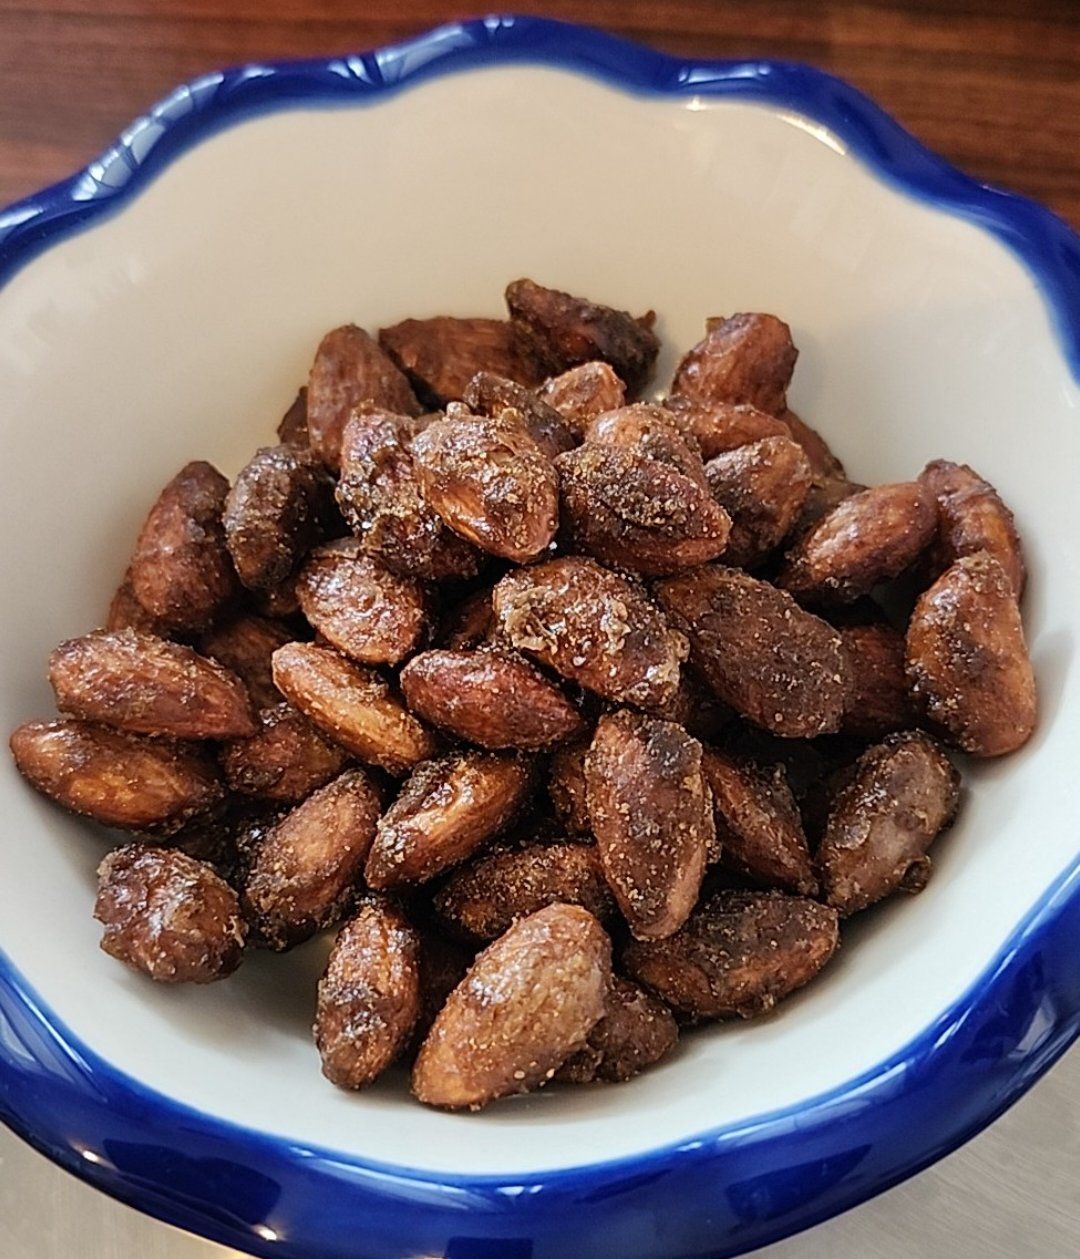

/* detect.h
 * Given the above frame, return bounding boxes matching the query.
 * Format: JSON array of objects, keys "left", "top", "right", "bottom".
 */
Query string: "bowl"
[{"left": 1, "top": 16, "right": 1078, "bottom": 1259}]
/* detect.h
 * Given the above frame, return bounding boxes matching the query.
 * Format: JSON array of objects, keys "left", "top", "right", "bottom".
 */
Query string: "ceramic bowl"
[{"left": 1, "top": 16, "right": 1078, "bottom": 1259}]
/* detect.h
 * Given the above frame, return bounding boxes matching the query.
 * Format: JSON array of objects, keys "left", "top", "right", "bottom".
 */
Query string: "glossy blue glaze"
[{"left": 1, "top": 17, "right": 1079, "bottom": 1259}]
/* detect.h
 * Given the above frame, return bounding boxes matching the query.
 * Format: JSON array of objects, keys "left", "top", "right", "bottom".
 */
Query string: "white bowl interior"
[{"left": 0, "top": 66, "right": 1077, "bottom": 1176}]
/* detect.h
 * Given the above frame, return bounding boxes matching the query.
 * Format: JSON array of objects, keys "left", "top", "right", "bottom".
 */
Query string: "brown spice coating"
[
  {"left": 700, "top": 749, "right": 816, "bottom": 895},
  {"left": 548, "top": 739, "right": 592, "bottom": 835},
  {"left": 365, "top": 751, "right": 532, "bottom": 889},
  {"left": 95, "top": 845, "right": 246, "bottom": 982},
  {"left": 222, "top": 444, "right": 330, "bottom": 591},
  {"left": 586, "top": 711, "right": 712, "bottom": 940},
  {"left": 10, "top": 719, "right": 224, "bottom": 835},
  {"left": 461, "top": 371, "right": 576, "bottom": 459},
  {"left": 905, "top": 552, "right": 1036, "bottom": 756},
  {"left": 622, "top": 889, "right": 839, "bottom": 1019},
  {"left": 198, "top": 613, "right": 292, "bottom": 710},
  {"left": 400, "top": 649, "right": 584, "bottom": 750},
  {"left": 379, "top": 317, "right": 549, "bottom": 407},
  {"left": 838, "top": 622, "right": 913, "bottom": 738},
  {"left": 556, "top": 443, "right": 731, "bottom": 577},
  {"left": 920, "top": 459, "right": 1026, "bottom": 597},
  {"left": 297, "top": 539, "right": 428, "bottom": 666},
  {"left": 129, "top": 461, "right": 239, "bottom": 633},
  {"left": 584, "top": 403, "right": 709, "bottom": 487},
  {"left": 505, "top": 278, "right": 659, "bottom": 397},
  {"left": 314, "top": 897, "right": 422, "bottom": 1088},
  {"left": 252, "top": 575, "right": 303, "bottom": 620},
  {"left": 705, "top": 436, "right": 813, "bottom": 567},
  {"left": 243, "top": 768, "right": 381, "bottom": 949},
  {"left": 220, "top": 702, "right": 351, "bottom": 803},
  {"left": 493, "top": 557, "right": 688, "bottom": 709},
  {"left": 277, "top": 387, "right": 309, "bottom": 447},
  {"left": 307, "top": 324, "right": 421, "bottom": 468},
  {"left": 435, "top": 840, "right": 615, "bottom": 939},
  {"left": 779, "top": 482, "right": 937, "bottom": 604},
  {"left": 411, "top": 412, "right": 559, "bottom": 563},
  {"left": 655, "top": 565, "right": 850, "bottom": 738},
  {"left": 664, "top": 397, "right": 791, "bottom": 460},
  {"left": 271, "top": 642, "right": 436, "bottom": 774},
  {"left": 817, "top": 731, "right": 960, "bottom": 915},
  {"left": 106, "top": 569, "right": 173, "bottom": 636},
  {"left": 49, "top": 629, "right": 256, "bottom": 740},
  {"left": 335, "top": 408, "right": 480, "bottom": 582},
  {"left": 539, "top": 361, "right": 627, "bottom": 432},
  {"left": 557, "top": 975, "right": 678, "bottom": 1084},
  {"left": 412, "top": 903, "right": 612, "bottom": 1109},
  {"left": 670, "top": 314, "right": 797, "bottom": 416}
]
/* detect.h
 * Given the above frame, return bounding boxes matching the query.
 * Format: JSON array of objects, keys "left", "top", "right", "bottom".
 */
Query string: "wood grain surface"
[{"left": 0, "top": 1, "right": 1078, "bottom": 225}]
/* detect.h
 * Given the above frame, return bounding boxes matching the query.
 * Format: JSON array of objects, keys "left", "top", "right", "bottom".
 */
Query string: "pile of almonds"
[{"left": 9, "top": 279, "right": 1037, "bottom": 1110}]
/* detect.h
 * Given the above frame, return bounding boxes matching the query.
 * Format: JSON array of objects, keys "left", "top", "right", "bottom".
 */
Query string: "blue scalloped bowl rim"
[{"left": 1, "top": 15, "right": 1078, "bottom": 1259}]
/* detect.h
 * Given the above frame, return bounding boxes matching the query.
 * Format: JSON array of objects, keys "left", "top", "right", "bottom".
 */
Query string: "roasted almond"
[
  {"left": 198, "top": 613, "right": 293, "bottom": 710},
  {"left": 105, "top": 568, "right": 173, "bottom": 636},
  {"left": 557, "top": 975, "right": 678, "bottom": 1084},
  {"left": 623, "top": 889, "right": 839, "bottom": 1019},
  {"left": 584, "top": 403, "right": 709, "bottom": 487},
  {"left": 838, "top": 621, "right": 913, "bottom": 738},
  {"left": 548, "top": 738, "right": 593, "bottom": 835},
  {"left": 664, "top": 396, "right": 791, "bottom": 459},
  {"left": 365, "top": 751, "right": 532, "bottom": 889},
  {"left": 539, "top": 361, "right": 627, "bottom": 431},
  {"left": 220, "top": 702, "right": 351, "bottom": 802},
  {"left": 494, "top": 557, "right": 688, "bottom": 710},
  {"left": 129, "top": 461, "right": 239, "bottom": 633},
  {"left": 277, "top": 386, "right": 309, "bottom": 447},
  {"left": 905, "top": 551, "right": 1036, "bottom": 756},
  {"left": 704, "top": 436, "right": 813, "bottom": 567},
  {"left": 400, "top": 648, "right": 584, "bottom": 750},
  {"left": 50, "top": 629, "right": 256, "bottom": 740},
  {"left": 920, "top": 459, "right": 1025, "bottom": 597},
  {"left": 95, "top": 844, "right": 247, "bottom": 982},
  {"left": 462, "top": 371, "right": 576, "bottom": 459},
  {"left": 10, "top": 719, "right": 224, "bottom": 835},
  {"left": 655, "top": 565, "right": 850, "bottom": 738},
  {"left": 412, "top": 903, "right": 612, "bottom": 1109},
  {"left": 671, "top": 313, "right": 797, "bottom": 415},
  {"left": 297, "top": 538, "right": 428, "bottom": 666},
  {"left": 315, "top": 897, "right": 422, "bottom": 1088}
]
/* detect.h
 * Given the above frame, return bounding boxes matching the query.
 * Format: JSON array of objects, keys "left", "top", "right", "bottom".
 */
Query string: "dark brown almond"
[
  {"left": 50, "top": 629, "right": 256, "bottom": 739},
  {"left": 105, "top": 568, "right": 173, "bottom": 636},
  {"left": 400, "top": 649, "right": 583, "bottom": 750},
  {"left": 493, "top": 557, "right": 688, "bottom": 709},
  {"left": 557, "top": 975, "right": 678, "bottom": 1084},
  {"left": 701, "top": 749, "right": 816, "bottom": 894},
  {"left": 838, "top": 622, "right": 913, "bottom": 738},
  {"left": 365, "top": 751, "right": 532, "bottom": 889},
  {"left": 335, "top": 408, "right": 480, "bottom": 581},
  {"left": 198, "top": 613, "right": 292, "bottom": 710},
  {"left": 548, "top": 738, "right": 593, "bottom": 836},
  {"left": 10, "top": 719, "right": 224, "bottom": 835},
  {"left": 252, "top": 574, "right": 302, "bottom": 620},
  {"left": 920, "top": 459, "right": 1025, "bottom": 597},
  {"left": 623, "top": 889, "right": 839, "bottom": 1019},
  {"left": 412, "top": 903, "right": 611, "bottom": 1109},
  {"left": 664, "top": 397, "right": 791, "bottom": 459},
  {"left": 277, "top": 386, "right": 309, "bottom": 446},
  {"left": 220, "top": 702, "right": 351, "bottom": 802},
  {"left": 271, "top": 642, "right": 436, "bottom": 773},
  {"left": 462, "top": 371, "right": 575, "bottom": 459},
  {"left": 129, "top": 461, "right": 239, "bottom": 633},
  {"left": 779, "top": 482, "right": 937, "bottom": 604},
  {"left": 905, "top": 552, "right": 1036, "bottom": 756},
  {"left": 94, "top": 845, "right": 246, "bottom": 982},
  {"left": 506, "top": 278, "right": 659, "bottom": 397},
  {"left": 584, "top": 403, "right": 709, "bottom": 487},
  {"left": 539, "top": 361, "right": 627, "bottom": 431},
  {"left": 777, "top": 409, "right": 848, "bottom": 483},
  {"left": 411, "top": 412, "right": 558, "bottom": 563},
  {"left": 655, "top": 565, "right": 850, "bottom": 738},
  {"left": 586, "top": 711, "right": 712, "bottom": 940},
  {"left": 670, "top": 314, "right": 797, "bottom": 415},
  {"left": 817, "top": 731, "right": 960, "bottom": 914},
  {"left": 297, "top": 539, "right": 428, "bottom": 666},
  {"left": 307, "top": 324, "right": 421, "bottom": 468},
  {"left": 557, "top": 443, "right": 731, "bottom": 576},
  {"left": 435, "top": 840, "right": 614, "bottom": 939},
  {"left": 379, "top": 316, "right": 549, "bottom": 406},
  {"left": 704, "top": 436, "right": 813, "bottom": 567},
  {"left": 315, "top": 898, "right": 422, "bottom": 1088},
  {"left": 243, "top": 768, "right": 382, "bottom": 949},
  {"left": 222, "top": 444, "right": 330, "bottom": 591}
]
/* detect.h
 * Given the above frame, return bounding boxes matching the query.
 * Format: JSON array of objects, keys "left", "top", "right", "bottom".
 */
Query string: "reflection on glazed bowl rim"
[{"left": 0, "top": 16, "right": 1078, "bottom": 1259}]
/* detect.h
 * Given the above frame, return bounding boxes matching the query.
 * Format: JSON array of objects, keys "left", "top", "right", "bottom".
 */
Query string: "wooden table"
[{"left": 1, "top": 0, "right": 1078, "bottom": 226}]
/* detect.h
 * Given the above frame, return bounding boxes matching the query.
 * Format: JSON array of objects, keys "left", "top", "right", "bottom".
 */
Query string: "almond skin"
[
  {"left": 412, "top": 903, "right": 612, "bottom": 1110},
  {"left": 49, "top": 629, "right": 256, "bottom": 740},
  {"left": 920, "top": 459, "right": 1025, "bottom": 597},
  {"left": 704, "top": 436, "right": 813, "bottom": 567},
  {"left": 539, "top": 361, "right": 627, "bottom": 431},
  {"left": 10, "top": 719, "right": 224, "bottom": 835},
  {"left": 557, "top": 975, "right": 678, "bottom": 1084},
  {"left": 400, "top": 648, "right": 584, "bottom": 750},
  {"left": 220, "top": 702, "right": 351, "bottom": 803},
  {"left": 584, "top": 403, "right": 708, "bottom": 487},
  {"left": 664, "top": 396, "right": 790, "bottom": 460},
  {"left": 838, "top": 621, "right": 913, "bottom": 738},
  {"left": 461, "top": 371, "right": 576, "bottom": 459},
  {"left": 198, "top": 613, "right": 292, "bottom": 710},
  {"left": 670, "top": 313, "right": 797, "bottom": 415}
]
